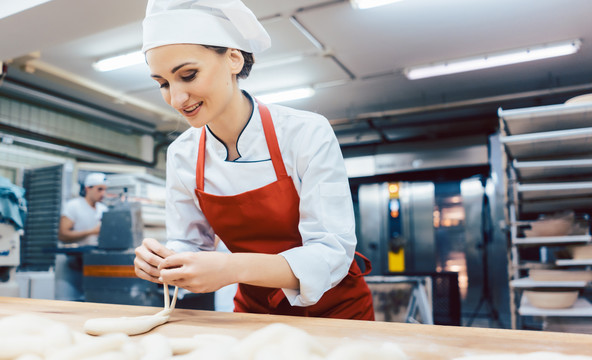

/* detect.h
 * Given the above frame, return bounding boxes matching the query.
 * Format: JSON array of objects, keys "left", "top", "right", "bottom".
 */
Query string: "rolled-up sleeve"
[
  {"left": 278, "top": 116, "right": 357, "bottom": 306},
  {"left": 165, "top": 132, "right": 216, "bottom": 253}
]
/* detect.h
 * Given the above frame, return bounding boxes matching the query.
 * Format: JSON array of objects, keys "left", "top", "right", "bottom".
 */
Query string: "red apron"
[{"left": 194, "top": 101, "right": 374, "bottom": 320}]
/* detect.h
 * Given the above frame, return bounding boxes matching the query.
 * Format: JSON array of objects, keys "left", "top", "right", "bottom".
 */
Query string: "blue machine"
[{"left": 83, "top": 200, "right": 162, "bottom": 306}]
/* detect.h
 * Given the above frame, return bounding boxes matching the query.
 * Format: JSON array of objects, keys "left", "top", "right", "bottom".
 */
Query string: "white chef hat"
[
  {"left": 142, "top": 0, "right": 271, "bottom": 54},
  {"left": 84, "top": 172, "right": 107, "bottom": 188}
]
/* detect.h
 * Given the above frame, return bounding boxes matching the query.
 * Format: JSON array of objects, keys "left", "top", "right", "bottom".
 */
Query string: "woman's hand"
[
  {"left": 158, "top": 251, "right": 235, "bottom": 293},
  {"left": 134, "top": 238, "right": 176, "bottom": 284}
]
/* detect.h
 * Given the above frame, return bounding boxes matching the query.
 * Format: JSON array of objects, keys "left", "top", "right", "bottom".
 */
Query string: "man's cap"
[{"left": 84, "top": 172, "right": 107, "bottom": 187}]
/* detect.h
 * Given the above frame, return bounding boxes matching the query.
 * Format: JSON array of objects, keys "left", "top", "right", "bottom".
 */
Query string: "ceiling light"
[
  {"left": 253, "top": 55, "right": 305, "bottom": 70},
  {"left": 92, "top": 50, "right": 144, "bottom": 72},
  {"left": 404, "top": 39, "right": 581, "bottom": 80},
  {"left": 256, "top": 87, "right": 315, "bottom": 104},
  {"left": 350, "top": 0, "right": 404, "bottom": 10},
  {"left": 0, "top": 0, "right": 53, "bottom": 20}
]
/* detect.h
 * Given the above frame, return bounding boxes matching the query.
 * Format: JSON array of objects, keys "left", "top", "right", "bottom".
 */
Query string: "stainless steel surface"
[
  {"left": 518, "top": 182, "right": 592, "bottom": 200},
  {"left": 499, "top": 102, "right": 592, "bottom": 136},
  {"left": 402, "top": 182, "right": 436, "bottom": 273},
  {"left": 0, "top": 76, "right": 156, "bottom": 134},
  {"left": 520, "top": 197, "right": 592, "bottom": 215},
  {"left": 501, "top": 127, "right": 592, "bottom": 159},
  {"left": 501, "top": 99, "right": 592, "bottom": 330},
  {"left": 358, "top": 175, "right": 511, "bottom": 327},
  {"left": 487, "top": 134, "right": 512, "bottom": 324},
  {"left": 344, "top": 137, "right": 488, "bottom": 178},
  {"left": 514, "top": 159, "right": 592, "bottom": 180},
  {"left": 365, "top": 275, "right": 433, "bottom": 325},
  {"left": 358, "top": 183, "right": 388, "bottom": 274},
  {"left": 358, "top": 181, "right": 438, "bottom": 274},
  {"left": 460, "top": 178, "right": 485, "bottom": 305}
]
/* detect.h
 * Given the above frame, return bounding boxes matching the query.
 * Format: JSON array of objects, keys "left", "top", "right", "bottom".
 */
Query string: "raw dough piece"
[
  {"left": 83, "top": 309, "right": 171, "bottom": 336},
  {"left": 0, "top": 336, "right": 46, "bottom": 359},
  {"left": 174, "top": 344, "right": 235, "bottom": 360},
  {"left": 16, "top": 354, "right": 43, "bottom": 360},
  {"left": 79, "top": 340, "right": 143, "bottom": 360},
  {"left": 231, "top": 323, "right": 328, "bottom": 360},
  {"left": 325, "top": 341, "right": 407, "bottom": 360},
  {"left": 168, "top": 337, "right": 204, "bottom": 356},
  {"left": 84, "top": 286, "right": 178, "bottom": 336},
  {"left": 169, "top": 334, "right": 239, "bottom": 356},
  {"left": 45, "top": 333, "right": 129, "bottom": 360},
  {"left": 0, "top": 314, "right": 74, "bottom": 359},
  {"left": 139, "top": 333, "right": 173, "bottom": 360},
  {"left": 14, "top": 355, "right": 43, "bottom": 360},
  {"left": 454, "top": 352, "right": 592, "bottom": 360},
  {"left": 78, "top": 352, "right": 135, "bottom": 360}
]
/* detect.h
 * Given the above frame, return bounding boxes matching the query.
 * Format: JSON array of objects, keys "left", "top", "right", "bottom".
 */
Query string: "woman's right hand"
[{"left": 134, "top": 238, "right": 176, "bottom": 284}]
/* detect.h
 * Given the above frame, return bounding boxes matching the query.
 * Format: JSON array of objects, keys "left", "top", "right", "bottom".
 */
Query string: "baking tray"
[
  {"left": 518, "top": 182, "right": 592, "bottom": 200},
  {"left": 499, "top": 102, "right": 592, "bottom": 136},
  {"left": 501, "top": 127, "right": 592, "bottom": 159},
  {"left": 514, "top": 158, "right": 592, "bottom": 181}
]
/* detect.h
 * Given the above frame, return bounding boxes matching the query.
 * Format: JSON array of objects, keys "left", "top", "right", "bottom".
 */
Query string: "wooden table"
[{"left": 1, "top": 296, "right": 591, "bottom": 359}]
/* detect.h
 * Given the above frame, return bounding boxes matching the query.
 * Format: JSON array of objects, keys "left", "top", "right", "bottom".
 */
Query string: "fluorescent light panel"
[
  {"left": 405, "top": 39, "right": 581, "bottom": 80},
  {"left": 254, "top": 55, "right": 304, "bottom": 70},
  {"left": 257, "top": 87, "right": 315, "bottom": 104},
  {"left": 93, "top": 50, "right": 144, "bottom": 72},
  {"left": 94, "top": 51, "right": 305, "bottom": 73},
  {"left": 0, "top": 0, "right": 52, "bottom": 20},
  {"left": 351, "top": 0, "right": 404, "bottom": 9}
]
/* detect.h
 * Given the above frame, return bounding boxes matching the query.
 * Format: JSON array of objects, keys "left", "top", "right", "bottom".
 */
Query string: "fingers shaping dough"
[{"left": 84, "top": 285, "right": 178, "bottom": 336}]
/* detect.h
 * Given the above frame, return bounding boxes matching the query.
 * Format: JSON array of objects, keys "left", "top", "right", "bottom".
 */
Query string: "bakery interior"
[{"left": 1, "top": 0, "right": 592, "bottom": 358}]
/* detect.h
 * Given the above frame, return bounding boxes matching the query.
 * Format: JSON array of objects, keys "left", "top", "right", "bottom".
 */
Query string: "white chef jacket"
[{"left": 165, "top": 93, "right": 357, "bottom": 307}]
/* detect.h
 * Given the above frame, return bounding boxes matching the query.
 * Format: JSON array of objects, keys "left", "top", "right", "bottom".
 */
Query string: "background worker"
[{"left": 55, "top": 172, "right": 108, "bottom": 301}]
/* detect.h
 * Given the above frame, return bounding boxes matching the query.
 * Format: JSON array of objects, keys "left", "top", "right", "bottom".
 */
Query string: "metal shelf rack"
[{"left": 500, "top": 101, "right": 592, "bottom": 331}]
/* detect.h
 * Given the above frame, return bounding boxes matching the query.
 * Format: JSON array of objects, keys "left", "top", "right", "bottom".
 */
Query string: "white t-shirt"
[
  {"left": 165, "top": 94, "right": 357, "bottom": 307},
  {"left": 61, "top": 197, "right": 108, "bottom": 246}
]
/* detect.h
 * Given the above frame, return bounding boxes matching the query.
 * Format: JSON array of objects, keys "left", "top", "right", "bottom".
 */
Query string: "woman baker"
[{"left": 134, "top": 0, "right": 374, "bottom": 320}]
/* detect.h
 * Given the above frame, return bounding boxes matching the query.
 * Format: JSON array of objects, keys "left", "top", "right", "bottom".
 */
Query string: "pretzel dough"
[
  {"left": 4, "top": 312, "right": 590, "bottom": 360},
  {"left": 454, "top": 353, "right": 592, "bottom": 360},
  {"left": 139, "top": 333, "right": 173, "bottom": 360},
  {"left": 84, "top": 285, "right": 178, "bottom": 336},
  {"left": 0, "top": 314, "right": 74, "bottom": 359},
  {"left": 231, "top": 323, "right": 327, "bottom": 360},
  {"left": 325, "top": 341, "right": 407, "bottom": 360},
  {"left": 45, "top": 333, "right": 129, "bottom": 360},
  {"left": 170, "top": 333, "right": 239, "bottom": 356}
]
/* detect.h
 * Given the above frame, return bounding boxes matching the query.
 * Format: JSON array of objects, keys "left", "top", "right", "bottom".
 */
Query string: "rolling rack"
[{"left": 499, "top": 101, "right": 592, "bottom": 331}]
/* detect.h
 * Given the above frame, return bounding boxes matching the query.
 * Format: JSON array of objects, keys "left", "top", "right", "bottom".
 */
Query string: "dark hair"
[
  {"left": 79, "top": 184, "right": 99, "bottom": 197},
  {"left": 203, "top": 45, "right": 254, "bottom": 79}
]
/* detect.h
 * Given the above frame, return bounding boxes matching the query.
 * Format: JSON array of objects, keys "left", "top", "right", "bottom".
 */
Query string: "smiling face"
[{"left": 146, "top": 44, "right": 245, "bottom": 128}]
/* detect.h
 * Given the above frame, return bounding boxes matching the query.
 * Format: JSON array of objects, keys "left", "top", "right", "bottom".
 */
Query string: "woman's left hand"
[{"left": 158, "top": 251, "right": 235, "bottom": 293}]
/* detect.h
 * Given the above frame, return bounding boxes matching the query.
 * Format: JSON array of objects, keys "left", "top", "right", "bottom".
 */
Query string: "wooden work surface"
[{"left": 1, "top": 296, "right": 592, "bottom": 359}]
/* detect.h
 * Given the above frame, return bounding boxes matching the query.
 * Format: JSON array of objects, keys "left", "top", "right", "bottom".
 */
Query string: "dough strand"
[
  {"left": 164, "top": 284, "right": 170, "bottom": 309},
  {"left": 170, "top": 286, "right": 179, "bottom": 310},
  {"left": 83, "top": 284, "right": 179, "bottom": 336}
]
